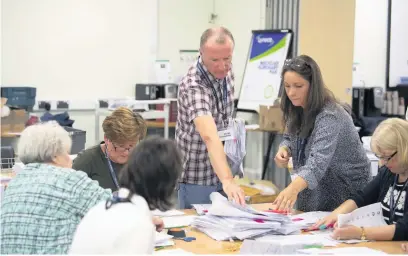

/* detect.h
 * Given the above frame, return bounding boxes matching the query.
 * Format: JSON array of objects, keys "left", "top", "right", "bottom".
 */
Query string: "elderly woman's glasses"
[
  {"left": 375, "top": 151, "right": 397, "bottom": 163},
  {"left": 111, "top": 142, "right": 135, "bottom": 153}
]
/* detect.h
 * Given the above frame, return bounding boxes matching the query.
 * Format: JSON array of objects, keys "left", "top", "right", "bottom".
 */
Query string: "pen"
[{"left": 303, "top": 245, "right": 324, "bottom": 249}]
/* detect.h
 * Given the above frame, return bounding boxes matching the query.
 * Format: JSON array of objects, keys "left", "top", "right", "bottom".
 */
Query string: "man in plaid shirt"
[{"left": 175, "top": 27, "right": 245, "bottom": 209}]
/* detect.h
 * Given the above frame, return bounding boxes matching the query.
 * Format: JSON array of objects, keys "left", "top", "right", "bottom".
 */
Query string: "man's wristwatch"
[{"left": 360, "top": 226, "right": 366, "bottom": 240}]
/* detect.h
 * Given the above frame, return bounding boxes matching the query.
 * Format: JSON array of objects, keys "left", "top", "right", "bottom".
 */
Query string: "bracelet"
[{"left": 360, "top": 226, "right": 366, "bottom": 240}]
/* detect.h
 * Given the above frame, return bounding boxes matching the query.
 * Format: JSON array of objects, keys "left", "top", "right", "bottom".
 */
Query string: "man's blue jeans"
[{"left": 177, "top": 183, "right": 225, "bottom": 209}]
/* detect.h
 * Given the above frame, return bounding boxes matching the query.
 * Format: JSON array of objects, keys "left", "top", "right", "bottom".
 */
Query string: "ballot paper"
[
  {"left": 152, "top": 209, "right": 185, "bottom": 217},
  {"left": 154, "top": 248, "right": 195, "bottom": 255},
  {"left": 155, "top": 232, "right": 174, "bottom": 247},
  {"left": 224, "top": 118, "right": 246, "bottom": 177},
  {"left": 191, "top": 204, "right": 212, "bottom": 215},
  {"left": 256, "top": 234, "right": 339, "bottom": 247},
  {"left": 162, "top": 215, "right": 196, "bottom": 228},
  {"left": 297, "top": 247, "right": 388, "bottom": 255},
  {"left": 310, "top": 231, "right": 369, "bottom": 244},
  {"left": 337, "top": 202, "right": 387, "bottom": 228},
  {"left": 240, "top": 239, "right": 323, "bottom": 255}
]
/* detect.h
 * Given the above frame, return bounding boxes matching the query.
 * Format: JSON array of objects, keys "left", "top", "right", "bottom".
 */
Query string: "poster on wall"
[{"left": 237, "top": 29, "right": 293, "bottom": 113}]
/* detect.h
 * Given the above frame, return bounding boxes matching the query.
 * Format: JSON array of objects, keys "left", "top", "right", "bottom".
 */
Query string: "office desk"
[{"left": 165, "top": 204, "right": 405, "bottom": 254}]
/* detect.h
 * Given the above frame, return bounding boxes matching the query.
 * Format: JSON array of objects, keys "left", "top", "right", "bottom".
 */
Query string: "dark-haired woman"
[
  {"left": 273, "top": 55, "right": 371, "bottom": 212},
  {"left": 69, "top": 137, "right": 182, "bottom": 254}
]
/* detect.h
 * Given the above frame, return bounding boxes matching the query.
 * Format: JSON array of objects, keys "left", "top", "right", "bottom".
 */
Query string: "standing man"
[{"left": 176, "top": 26, "right": 245, "bottom": 209}]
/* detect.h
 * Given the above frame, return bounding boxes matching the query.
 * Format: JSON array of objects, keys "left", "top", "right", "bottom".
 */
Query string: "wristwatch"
[{"left": 360, "top": 226, "right": 366, "bottom": 240}]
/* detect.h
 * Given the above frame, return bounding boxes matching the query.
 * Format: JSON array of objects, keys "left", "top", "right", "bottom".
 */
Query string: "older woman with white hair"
[{"left": 0, "top": 122, "right": 112, "bottom": 255}]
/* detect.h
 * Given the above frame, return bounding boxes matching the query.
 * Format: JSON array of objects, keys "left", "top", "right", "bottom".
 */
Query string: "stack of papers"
[
  {"left": 191, "top": 192, "right": 301, "bottom": 241},
  {"left": 155, "top": 232, "right": 174, "bottom": 248}
]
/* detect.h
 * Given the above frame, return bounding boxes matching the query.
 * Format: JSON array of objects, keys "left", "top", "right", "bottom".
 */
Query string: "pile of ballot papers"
[{"left": 190, "top": 192, "right": 303, "bottom": 241}]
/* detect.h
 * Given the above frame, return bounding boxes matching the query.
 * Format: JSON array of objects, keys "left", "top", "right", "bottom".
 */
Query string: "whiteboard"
[
  {"left": 389, "top": 0, "right": 408, "bottom": 87},
  {"left": 1, "top": 0, "right": 157, "bottom": 100},
  {"left": 237, "top": 30, "right": 293, "bottom": 112},
  {"left": 352, "top": 0, "right": 388, "bottom": 88}
]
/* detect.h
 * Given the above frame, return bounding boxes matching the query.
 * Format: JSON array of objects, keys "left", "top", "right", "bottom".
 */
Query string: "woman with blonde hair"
[
  {"left": 73, "top": 107, "right": 147, "bottom": 191},
  {"left": 312, "top": 118, "right": 408, "bottom": 241}
]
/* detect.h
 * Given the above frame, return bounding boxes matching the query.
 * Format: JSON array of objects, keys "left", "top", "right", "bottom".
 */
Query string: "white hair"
[{"left": 18, "top": 121, "right": 72, "bottom": 164}]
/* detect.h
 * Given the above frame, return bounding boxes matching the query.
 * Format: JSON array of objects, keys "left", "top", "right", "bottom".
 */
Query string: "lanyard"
[
  {"left": 296, "top": 137, "right": 308, "bottom": 166},
  {"left": 104, "top": 145, "right": 120, "bottom": 190},
  {"left": 389, "top": 174, "right": 408, "bottom": 223},
  {"left": 196, "top": 60, "right": 228, "bottom": 121},
  {"left": 105, "top": 188, "right": 133, "bottom": 209}
]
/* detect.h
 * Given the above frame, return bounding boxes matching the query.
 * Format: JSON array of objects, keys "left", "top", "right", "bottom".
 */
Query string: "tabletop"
[{"left": 163, "top": 203, "right": 405, "bottom": 254}]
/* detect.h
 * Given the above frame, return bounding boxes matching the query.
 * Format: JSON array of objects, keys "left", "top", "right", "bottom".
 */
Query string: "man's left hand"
[
  {"left": 332, "top": 225, "right": 362, "bottom": 240},
  {"left": 223, "top": 180, "right": 246, "bottom": 205},
  {"left": 152, "top": 216, "right": 164, "bottom": 232}
]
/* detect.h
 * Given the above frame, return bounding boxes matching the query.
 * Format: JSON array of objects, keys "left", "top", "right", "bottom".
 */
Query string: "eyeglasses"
[
  {"left": 284, "top": 58, "right": 310, "bottom": 69},
  {"left": 375, "top": 151, "right": 397, "bottom": 163},
  {"left": 110, "top": 141, "right": 136, "bottom": 153}
]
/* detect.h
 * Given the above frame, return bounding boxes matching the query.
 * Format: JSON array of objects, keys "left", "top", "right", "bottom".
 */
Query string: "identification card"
[{"left": 218, "top": 128, "right": 234, "bottom": 141}]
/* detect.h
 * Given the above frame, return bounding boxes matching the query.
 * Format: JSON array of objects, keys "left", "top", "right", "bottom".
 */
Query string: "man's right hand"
[
  {"left": 222, "top": 179, "right": 246, "bottom": 205},
  {"left": 275, "top": 146, "right": 290, "bottom": 168}
]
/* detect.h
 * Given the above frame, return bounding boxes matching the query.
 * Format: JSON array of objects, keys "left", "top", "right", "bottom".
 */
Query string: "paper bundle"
[{"left": 190, "top": 192, "right": 301, "bottom": 241}]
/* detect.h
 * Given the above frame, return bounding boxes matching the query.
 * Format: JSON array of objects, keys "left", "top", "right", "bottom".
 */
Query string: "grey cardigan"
[{"left": 280, "top": 102, "right": 371, "bottom": 212}]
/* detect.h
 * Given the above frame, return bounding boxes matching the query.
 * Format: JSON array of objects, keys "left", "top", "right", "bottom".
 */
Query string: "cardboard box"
[
  {"left": 1, "top": 98, "right": 29, "bottom": 136},
  {"left": 259, "top": 105, "right": 284, "bottom": 132}
]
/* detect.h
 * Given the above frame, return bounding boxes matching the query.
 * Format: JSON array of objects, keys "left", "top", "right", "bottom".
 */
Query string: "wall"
[
  {"left": 214, "top": 0, "right": 266, "bottom": 97},
  {"left": 389, "top": 0, "right": 408, "bottom": 87},
  {"left": 157, "top": 0, "right": 212, "bottom": 83},
  {"left": 298, "top": 0, "right": 356, "bottom": 103},
  {"left": 2, "top": 0, "right": 157, "bottom": 100},
  {"left": 353, "top": 0, "right": 388, "bottom": 88},
  {"left": 158, "top": 0, "right": 265, "bottom": 98}
]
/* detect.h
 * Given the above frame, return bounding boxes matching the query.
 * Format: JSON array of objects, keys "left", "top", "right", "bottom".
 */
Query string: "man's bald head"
[{"left": 200, "top": 27, "right": 235, "bottom": 49}]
